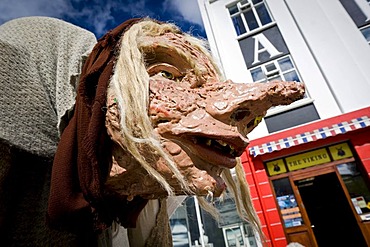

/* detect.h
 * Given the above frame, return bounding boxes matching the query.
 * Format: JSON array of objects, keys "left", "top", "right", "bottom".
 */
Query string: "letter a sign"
[
  {"left": 252, "top": 33, "right": 282, "bottom": 65},
  {"left": 239, "top": 26, "right": 289, "bottom": 68}
]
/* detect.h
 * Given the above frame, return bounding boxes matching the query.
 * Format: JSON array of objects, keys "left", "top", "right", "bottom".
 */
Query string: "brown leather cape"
[{"left": 47, "top": 18, "right": 148, "bottom": 232}]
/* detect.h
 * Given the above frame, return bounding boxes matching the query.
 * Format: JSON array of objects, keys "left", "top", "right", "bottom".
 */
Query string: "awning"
[{"left": 249, "top": 116, "right": 370, "bottom": 157}]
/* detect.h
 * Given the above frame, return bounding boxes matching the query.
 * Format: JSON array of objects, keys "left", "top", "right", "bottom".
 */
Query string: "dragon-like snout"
[{"left": 203, "top": 80, "right": 305, "bottom": 134}]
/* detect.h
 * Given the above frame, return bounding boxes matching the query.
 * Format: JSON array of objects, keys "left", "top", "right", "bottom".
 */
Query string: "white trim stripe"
[{"left": 249, "top": 116, "right": 370, "bottom": 156}]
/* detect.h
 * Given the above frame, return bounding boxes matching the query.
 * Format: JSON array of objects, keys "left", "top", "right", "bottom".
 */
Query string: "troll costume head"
[{"left": 48, "top": 18, "right": 305, "bottom": 235}]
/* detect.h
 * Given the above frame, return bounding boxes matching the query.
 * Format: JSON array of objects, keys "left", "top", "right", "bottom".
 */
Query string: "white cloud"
[
  {"left": 162, "top": 0, "right": 204, "bottom": 27},
  {"left": 0, "top": 0, "right": 204, "bottom": 37},
  {"left": 0, "top": 0, "right": 72, "bottom": 23},
  {"left": 0, "top": 0, "right": 120, "bottom": 37}
]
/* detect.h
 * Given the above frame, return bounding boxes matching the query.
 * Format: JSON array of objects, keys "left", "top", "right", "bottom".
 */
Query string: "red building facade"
[{"left": 241, "top": 107, "right": 370, "bottom": 247}]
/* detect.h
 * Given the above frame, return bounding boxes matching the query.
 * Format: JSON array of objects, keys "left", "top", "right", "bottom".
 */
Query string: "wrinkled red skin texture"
[{"left": 105, "top": 32, "right": 305, "bottom": 199}]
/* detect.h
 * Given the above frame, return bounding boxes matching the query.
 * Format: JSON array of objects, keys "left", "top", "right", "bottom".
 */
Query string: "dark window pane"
[
  {"left": 278, "top": 57, "right": 294, "bottom": 71},
  {"left": 228, "top": 5, "right": 239, "bottom": 15},
  {"left": 361, "top": 26, "right": 370, "bottom": 42},
  {"left": 256, "top": 3, "right": 272, "bottom": 25},
  {"left": 265, "top": 103, "right": 320, "bottom": 133},
  {"left": 272, "top": 178, "right": 293, "bottom": 196},
  {"left": 267, "top": 74, "right": 281, "bottom": 81},
  {"left": 251, "top": 67, "right": 265, "bottom": 81},
  {"left": 338, "top": 162, "right": 370, "bottom": 216},
  {"left": 232, "top": 15, "right": 246, "bottom": 35},
  {"left": 252, "top": 0, "right": 263, "bottom": 4},
  {"left": 244, "top": 9, "right": 259, "bottom": 31},
  {"left": 284, "top": 71, "right": 300, "bottom": 82},
  {"left": 265, "top": 63, "right": 276, "bottom": 72},
  {"left": 272, "top": 178, "right": 304, "bottom": 228}
]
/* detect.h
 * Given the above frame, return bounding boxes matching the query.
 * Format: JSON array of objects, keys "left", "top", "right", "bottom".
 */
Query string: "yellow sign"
[
  {"left": 329, "top": 142, "right": 353, "bottom": 160},
  {"left": 266, "top": 159, "right": 287, "bottom": 176},
  {"left": 286, "top": 148, "right": 331, "bottom": 171}
]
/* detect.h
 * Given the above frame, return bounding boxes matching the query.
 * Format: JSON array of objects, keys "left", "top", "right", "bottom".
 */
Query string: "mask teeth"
[
  {"left": 206, "top": 190, "right": 214, "bottom": 202},
  {"left": 216, "top": 140, "right": 228, "bottom": 146}
]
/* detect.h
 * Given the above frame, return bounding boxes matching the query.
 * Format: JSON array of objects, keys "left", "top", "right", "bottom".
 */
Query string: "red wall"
[
  {"left": 352, "top": 132, "right": 370, "bottom": 176},
  {"left": 240, "top": 107, "right": 370, "bottom": 247},
  {"left": 241, "top": 152, "right": 287, "bottom": 247}
]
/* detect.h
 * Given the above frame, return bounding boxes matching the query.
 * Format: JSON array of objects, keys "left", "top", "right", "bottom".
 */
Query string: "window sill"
[{"left": 265, "top": 97, "right": 314, "bottom": 117}]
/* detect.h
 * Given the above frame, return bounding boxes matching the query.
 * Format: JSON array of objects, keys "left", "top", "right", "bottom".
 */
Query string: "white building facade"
[
  {"left": 197, "top": 0, "right": 370, "bottom": 139},
  {"left": 175, "top": 1, "right": 370, "bottom": 246}
]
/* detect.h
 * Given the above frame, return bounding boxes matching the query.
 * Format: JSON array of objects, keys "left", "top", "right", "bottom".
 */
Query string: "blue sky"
[{"left": 0, "top": 0, "right": 206, "bottom": 38}]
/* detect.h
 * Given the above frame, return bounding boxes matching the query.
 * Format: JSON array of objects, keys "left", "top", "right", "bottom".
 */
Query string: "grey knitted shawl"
[{"left": 0, "top": 16, "right": 97, "bottom": 157}]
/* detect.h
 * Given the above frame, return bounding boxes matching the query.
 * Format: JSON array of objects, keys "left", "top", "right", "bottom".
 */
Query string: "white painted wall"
[
  {"left": 285, "top": 0, "right": 370, "bottom": 113},
  {"left": 198, "top": 0, "right": 370, "bottom": 139},
  {"left": 197, "top": 0, "right": 253, "bottom": 84}
]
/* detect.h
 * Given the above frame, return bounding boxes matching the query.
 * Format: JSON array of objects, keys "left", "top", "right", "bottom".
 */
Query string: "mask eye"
[
  {"left": 160, "top": 70, "right": 174, "bottom": 80},
  {"left": 147, "top": 63, "right": 183, "bottom": 82}
]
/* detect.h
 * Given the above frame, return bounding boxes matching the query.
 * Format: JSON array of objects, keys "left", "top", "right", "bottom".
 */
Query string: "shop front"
[{"left": 242, "top": 107, "right": 370, "bottom": 247}]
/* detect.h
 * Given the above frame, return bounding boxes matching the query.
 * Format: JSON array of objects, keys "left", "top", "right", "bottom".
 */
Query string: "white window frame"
[
  {"left": 228, "top": 0, "right": 274, "bottom": 37},
  {"left": 249, "top": 55, "right": 314, "bottom": 116},
  {"left": 249, "top": 55, "right": 301, "bottom": 83}
]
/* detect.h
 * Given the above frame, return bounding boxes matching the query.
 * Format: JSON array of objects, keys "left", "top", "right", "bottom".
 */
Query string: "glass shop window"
[
  {"left": 222, "top": 223, "right": 259, "bottom": 247},
  {"left": 224, "top": 226, "right": 244, "bottom": 247},
  {"left": 250, "top": 55, "right": 301, "bottom": 83},
  {"left": 272, "top": 177, "right": 304, "bottom": 228},
  {"left": 337, "top": 162, "right": 370, "bottom": 221},
  {"left": 170, "top": 196, "right": 260, "bottom": 247},
  {"left": 228, "top": 0, "right": 273, "bottom": 36}
]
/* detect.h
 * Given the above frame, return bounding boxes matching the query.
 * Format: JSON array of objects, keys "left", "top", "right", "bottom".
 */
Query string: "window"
[
  {"left": 360, "top": 24, "right": 370, "bottom": 45},
  {"left": 272, "top": 178, "right": 304, "bottom": 228},
  {"left": 265, "top": 103, "right": 320, "bottom": 133},
  {"left": 339, "top": 0, "right": 370, "bottom": 45},
  {"left": 250, "top": 55, "right": 301, "bottom": 83},
  {"left": 228, "top": 0, "right": 273, "bottom": 36},
  {"left": 337, "top": 162, "right": 370, "bottom": 221},
  {"left": 170, "top": 196, "right": 260, "bottom": 246}
]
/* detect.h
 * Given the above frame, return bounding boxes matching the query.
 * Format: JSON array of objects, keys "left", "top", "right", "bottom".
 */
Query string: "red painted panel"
[
  {"left": 257, "top": 211, "right": 267, "bottom": 226},
  {"left": 240, "top": 151, "right": 249, "bottom": 162},
  {"left": 249, "top": 184, "right": 258, "bottom": 199},
  {"left": 266, "top": 209, "right": 281, "bottom": 224},
  {"left": 245, "top": 173, "right": 255, "bottom": 185},
  {"left": 261, "top": 196, "right": 278, "bottom": 210},
  {"left": 255, "top": 170, "right": 269, "bottom": 183},
  {"left": 259, "top": 182, "right": 273, "bottom": 197},
  {"left": 354, "top": 144, "right": 370, "bottom": 160},
  {"left": 274, "top": 239, "right": 288, "bottom": 247},
  {"left": 361, "top": 159, "right": 370, "bottom": 173},
  {"left": 269, "top": 223, "right": 286, "bottom": 240},
  {"left": 253, "top": 199, "right": 262, "bottom": 212},
  {"left": 262, "top": 227, "right": 270, "bottom": 239},
  {"left": 242, "top": 162, "right": 252, "bottom": 174}
]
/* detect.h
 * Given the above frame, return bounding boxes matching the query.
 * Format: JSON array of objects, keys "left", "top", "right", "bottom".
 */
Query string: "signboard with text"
[
  {"left": 265, "top": 142, "right": 353, "bottom": 176},
  {"left": 285, "top": 148, "right": 331, "bottom": 171}
]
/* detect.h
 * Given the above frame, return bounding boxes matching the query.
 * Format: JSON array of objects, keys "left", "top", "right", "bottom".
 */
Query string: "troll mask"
[{"left": 104, "top": 21, "right": 305, "bottom": 200}]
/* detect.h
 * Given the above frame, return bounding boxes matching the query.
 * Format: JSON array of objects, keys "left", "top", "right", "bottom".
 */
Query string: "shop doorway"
[{"left": 295, "top": 172, "right": 367, "bottom": 247}]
